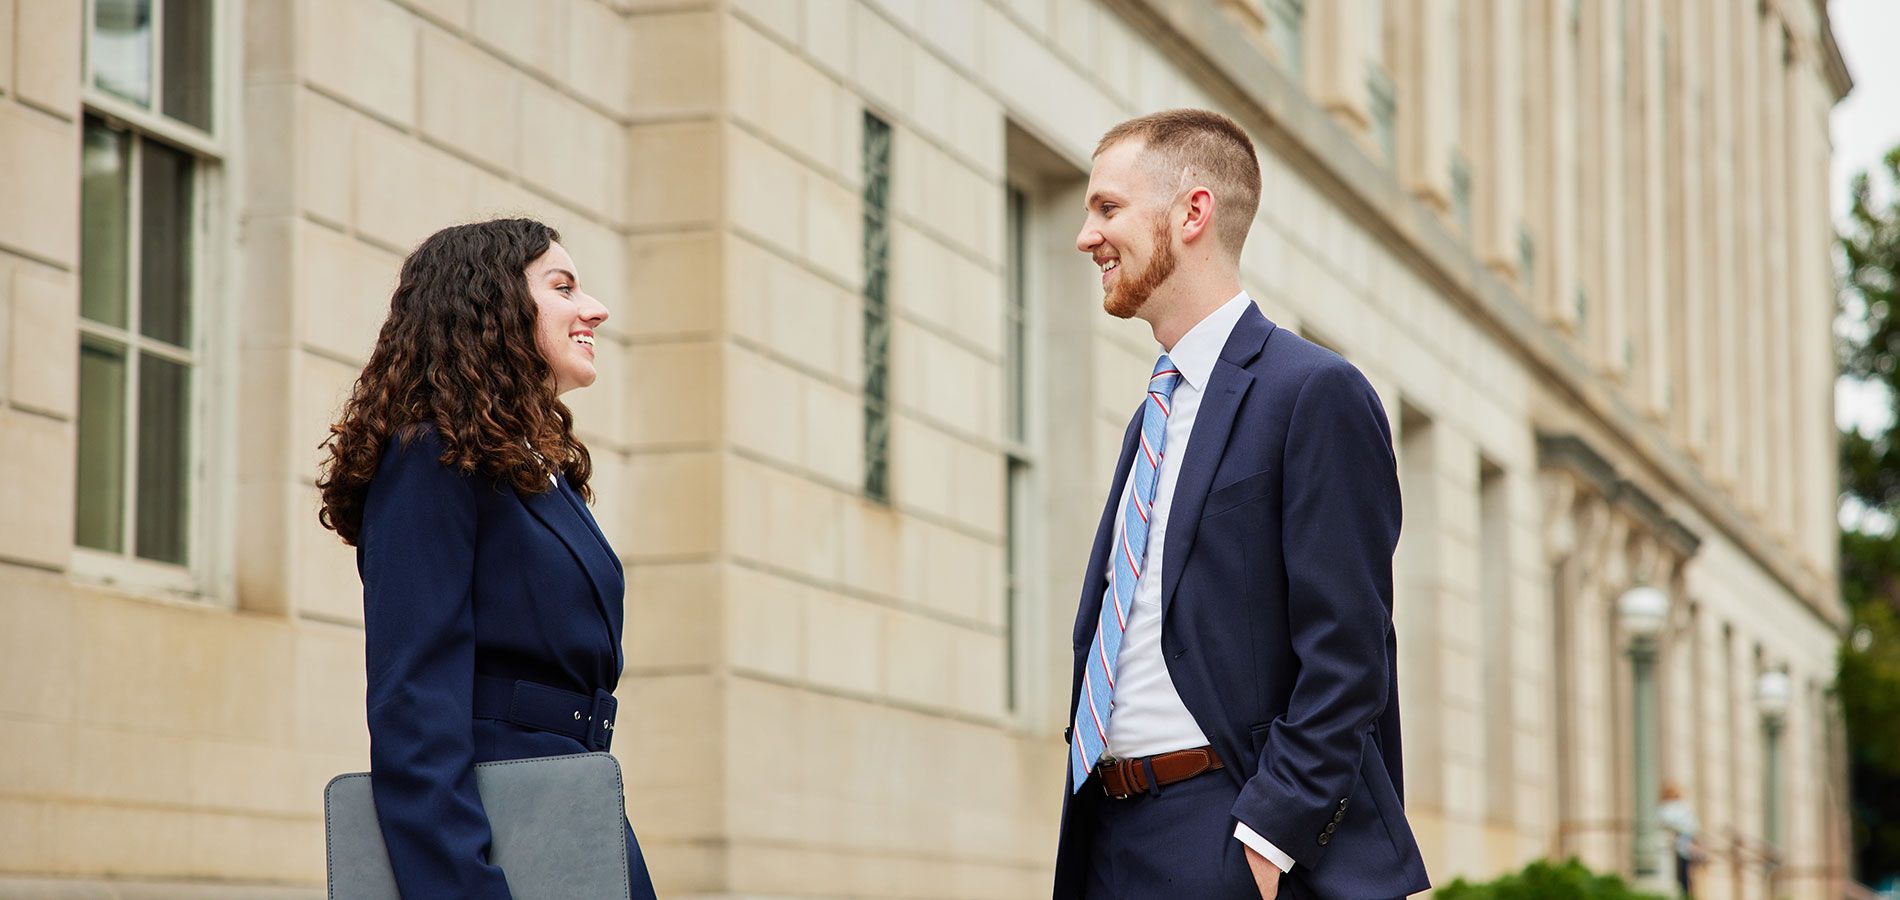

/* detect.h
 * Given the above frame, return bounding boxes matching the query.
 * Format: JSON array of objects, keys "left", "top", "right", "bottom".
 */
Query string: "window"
[
  {"left": 1478, "top": 459, "right": 1512, "bottom": 825},
  {"left": 90, "top": 0, "right": 216, "bottom": 131},
  {"left": 1450, "top": 151, "right": 1472, "bottom": 232},
  {"left": 1264, "top": 0, "right": 1305, "bottom": 75},
  {"left": 1003, "top": 186, "right": 1033, "bottom": 713},
  {"left": 1365, "top": 0, "right": 1396, "bottom": 163},
  {"left": 1001, "top": 123, "right": 1089, "bottom": 729},
  {"left": 861, "top": 112, "right": 893, "bottom": 503},
  {"left": 1518, "top": 224, "right": 1536, "bottom": 292},
  {"left": 77, "top": 0, "right": 219, "bottom": 573}
]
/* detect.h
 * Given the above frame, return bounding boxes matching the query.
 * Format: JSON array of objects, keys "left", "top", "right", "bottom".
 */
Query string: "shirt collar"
[{"left": 1160, "top": 291, "right": 1254, "bottom": 393}]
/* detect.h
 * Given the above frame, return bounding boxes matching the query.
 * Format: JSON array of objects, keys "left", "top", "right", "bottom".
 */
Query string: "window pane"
[
  {"left": 1005, "top": 187, "right": 1027, "bottom": 445},
  {"left": 81, "top": 118, "right": 131, "bottom": 328},
  {"left": 140, "top": 140, "right": 194, "bottom": 347},
  {"left": 161, "top": 0, "right": 214, "bottom": 130},
  {"left": 76, "top": 338, "right": 129, "bottom": 552},
  {"left": 136, "top": 355, "right": 191, "bottom": 565},
  {"left": 92, "top": 0, "right": 154, "bottom": 107}
]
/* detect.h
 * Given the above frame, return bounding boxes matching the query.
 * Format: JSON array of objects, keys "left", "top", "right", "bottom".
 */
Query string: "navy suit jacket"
[
  {"left": 1054, "top": 306, "right": 1431, "bottom": 899},
  {"left": 358, "top": 424, "right": 631, "bottom": 899}
]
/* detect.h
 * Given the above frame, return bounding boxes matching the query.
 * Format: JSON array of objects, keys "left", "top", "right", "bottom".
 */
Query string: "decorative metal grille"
[{"left": 862, "top": 113, "right": 893, "bottom": 503}]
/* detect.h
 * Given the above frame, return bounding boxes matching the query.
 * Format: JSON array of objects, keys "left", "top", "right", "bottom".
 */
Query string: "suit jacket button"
[
  {"left": 1333, "top": 811, "right": 1344, "bottom": 823},
  {"left": 1317, "top": 833, "right": 1331, "bottom": 846},
  {"left": 1324, "top": 822, "right": 1337, "bottom": 834},
  {"left": 1339, "top": 798, "right": 1349, "bottom": 808}
]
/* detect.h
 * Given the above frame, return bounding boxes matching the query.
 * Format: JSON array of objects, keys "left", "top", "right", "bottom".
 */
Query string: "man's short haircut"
[{"left": 1095, "top": 108, "right": 1262, "bottom": 258}]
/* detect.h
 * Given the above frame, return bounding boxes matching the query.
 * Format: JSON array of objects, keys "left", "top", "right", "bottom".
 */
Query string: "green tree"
[{"left": 1838, "top": 144, "right": 1900, "bottom": 884}]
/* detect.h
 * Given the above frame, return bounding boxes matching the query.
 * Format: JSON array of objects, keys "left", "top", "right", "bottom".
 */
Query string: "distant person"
[{"left": 1658, "top": 782, "right": 1702, "bottom": 897}]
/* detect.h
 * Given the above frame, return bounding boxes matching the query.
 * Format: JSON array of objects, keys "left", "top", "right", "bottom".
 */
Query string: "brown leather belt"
[{"left": 1094, "top": 746, "right": 1224, "bottom": 799}]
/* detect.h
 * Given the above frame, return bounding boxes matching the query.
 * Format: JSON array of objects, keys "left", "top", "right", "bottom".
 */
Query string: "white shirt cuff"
[{"left": 1233, "top": 822, "right": 1295, "bottom": 873}]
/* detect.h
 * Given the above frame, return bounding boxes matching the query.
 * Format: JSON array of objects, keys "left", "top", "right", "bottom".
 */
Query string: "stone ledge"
[{"left": 0, "top": 876, "right": 320, "bottom": 899}]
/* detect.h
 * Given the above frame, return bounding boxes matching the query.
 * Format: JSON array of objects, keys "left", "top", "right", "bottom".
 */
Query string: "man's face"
[{"left": 1076, "top": 141, "right": 1179, "bottom": 319}]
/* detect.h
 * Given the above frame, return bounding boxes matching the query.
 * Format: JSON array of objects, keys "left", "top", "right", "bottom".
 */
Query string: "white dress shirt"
[{"left": 1103, "top": 291, "right": 1294, "bottom": 873}]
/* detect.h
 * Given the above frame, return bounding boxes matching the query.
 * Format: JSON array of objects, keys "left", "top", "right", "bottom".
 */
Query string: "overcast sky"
[{"left": 1830, "top": 0, "right": 1898, "bottom": 438}]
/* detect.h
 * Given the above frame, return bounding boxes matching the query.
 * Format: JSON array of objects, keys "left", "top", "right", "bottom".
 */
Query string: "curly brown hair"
[{"left": 317, "top": 218, "right": 593, "bottom": 546}]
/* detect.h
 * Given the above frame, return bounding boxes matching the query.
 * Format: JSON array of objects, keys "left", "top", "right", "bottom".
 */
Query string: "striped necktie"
[{"left": 1072, "top": 355, "right": 1182, "bottom": 792}]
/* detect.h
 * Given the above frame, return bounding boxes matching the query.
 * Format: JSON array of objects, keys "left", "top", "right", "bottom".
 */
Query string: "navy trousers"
[
  {"left": 1079, "top": 769, "right": 1268, "bottom": 900},
  {"left": 1077, "top": 769, "right": 1408, "bottom": 900}
]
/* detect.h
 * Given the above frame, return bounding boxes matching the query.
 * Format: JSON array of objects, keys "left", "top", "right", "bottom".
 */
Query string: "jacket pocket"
[{"left": 1203, "top": 469, "right": 1274, "bottom": 518}]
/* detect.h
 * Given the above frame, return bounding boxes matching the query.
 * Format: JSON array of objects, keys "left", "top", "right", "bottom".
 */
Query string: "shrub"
[{"left": 1433, "top": 858, "right": 1668, "bottom": 900}]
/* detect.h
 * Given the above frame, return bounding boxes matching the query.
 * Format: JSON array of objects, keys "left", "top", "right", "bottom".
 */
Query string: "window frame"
[
  {"left": 72, "top": 0, "right": 237, "bottom": 604},
  {"left": 1002, "top": 183, "right": 1037, "bottom": 718}
]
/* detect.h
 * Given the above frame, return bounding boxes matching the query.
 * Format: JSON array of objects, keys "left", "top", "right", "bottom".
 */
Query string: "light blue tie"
[{"left": 1072, "top": 355, "right": 1182, "bottom": 792}]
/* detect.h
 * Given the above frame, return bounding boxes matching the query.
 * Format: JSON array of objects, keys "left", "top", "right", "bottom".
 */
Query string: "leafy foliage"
[
  {"left": 1838, "top": 145, "right": 1900, "bottom": 883},
  {"left": 1432, "top": 858, "right": 1666, "bottom": 900}
]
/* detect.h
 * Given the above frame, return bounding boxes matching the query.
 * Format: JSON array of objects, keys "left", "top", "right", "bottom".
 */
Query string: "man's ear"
[{"left": 1179, "top": 185, "right": 1217, "bottom": 246}]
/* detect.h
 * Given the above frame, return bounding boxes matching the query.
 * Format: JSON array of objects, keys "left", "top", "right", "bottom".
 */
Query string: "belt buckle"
[
  {"left": 1098, "top": 756, "right": 1132, "bottom": 800},
  {"left": 585, "top": 688, "right": 618, "bottom": 751}
]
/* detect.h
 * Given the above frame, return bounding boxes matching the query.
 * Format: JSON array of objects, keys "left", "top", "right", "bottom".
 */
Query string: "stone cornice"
[
  {"left": 1813, "top": 0, "right": 1855, "bottom": 101},
  {"left": 1538, "top": 433, "right": 1702, "bottom": 563}
]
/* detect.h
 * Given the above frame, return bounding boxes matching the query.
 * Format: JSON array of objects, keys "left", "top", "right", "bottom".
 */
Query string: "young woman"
[{"left": 317, "top": 218, "right": 657, "bottom": 898}]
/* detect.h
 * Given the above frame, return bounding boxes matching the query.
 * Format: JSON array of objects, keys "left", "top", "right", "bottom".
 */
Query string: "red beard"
[{"left": 1103, "top": 213, "right": 1178, "bottom": 319}]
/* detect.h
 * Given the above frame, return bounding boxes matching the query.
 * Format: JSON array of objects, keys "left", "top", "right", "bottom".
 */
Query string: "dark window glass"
[
  {"left": 76, "top": 338, "right": 130, "bottom": 552},
  {"left": 135, "top": 355, "right": 191, "bottom": 564},
  {"left": 140, "top": 141, "right": 194, "bottom": 347}
]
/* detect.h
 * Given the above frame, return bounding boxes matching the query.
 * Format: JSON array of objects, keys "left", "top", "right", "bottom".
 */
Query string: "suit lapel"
[
  {"left": 1158, "top": 307, "right": 1274, "bottom": 618},
  {"left": 555, "top": 476, "right": 623, "bottom": 577},
  {"left": 520, "top": 475, "right": 625, "bottom": 671}
]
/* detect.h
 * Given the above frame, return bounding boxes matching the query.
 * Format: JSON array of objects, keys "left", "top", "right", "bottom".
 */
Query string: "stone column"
[
  {"left": 1664, "top": 0, "right": 1710, "bottom": 459},
  {"left": 1550, "top": 480, "right": 1622, "bottom": 871},
  {"left": 1736, "top": 0, "right": 1769, "bottom": 519},
  {"left": 1395, "top": 408, "right": 1447, "bottom": 855},
  {"left": 1576, "top": 0, "right": 1628, "bottom": 381},
  {"left": 1389, "top": 0, "right": 1459, "bottom": 212},
  {"left": 1632, "top": 0, "right": 1670, "bottom": 420},
  {"left": 1460, "top": 0, "right": 1525, "bottom": 279},
  {"left": 1522, "top": 0, "right": 1581, "bottom": 335},
  {"left": 1705, "top": 0, "right": 1743, "bottom": 492},
  {"left": 1761, "top": 19, "right": 1794, "bottom": 546},
  {"left": 1798, "top": 57, "right": 1838, "bottom": 577},
  {"left": 1304, "top": 0, "right": 1375, "bottom": 151}
]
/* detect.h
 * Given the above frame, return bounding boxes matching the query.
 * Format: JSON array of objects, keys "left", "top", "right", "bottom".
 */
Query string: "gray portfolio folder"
[{"left": 324, "top": 751, "right": 631, "bottom": 899}]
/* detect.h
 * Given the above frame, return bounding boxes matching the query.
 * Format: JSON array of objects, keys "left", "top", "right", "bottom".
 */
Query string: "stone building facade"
[{"left": 0, "top": 0, "right": 1853, "bottom": 897}]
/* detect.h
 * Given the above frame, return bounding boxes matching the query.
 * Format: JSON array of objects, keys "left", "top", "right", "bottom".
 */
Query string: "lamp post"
[
  {"left": 1619, "top": 585, "right": 1669, "bottom": 882},
  {"left": 1756, "top": 670, "right": 1791, "bottom": 854}
]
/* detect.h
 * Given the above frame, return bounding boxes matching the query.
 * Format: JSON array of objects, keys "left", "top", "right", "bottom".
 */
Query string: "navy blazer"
[
  {"left": 358, "top": 425, "right": 653, "bottom": 899},
  {"left": 1054, "top": 306, "right": 1431, "bottom": 900}
]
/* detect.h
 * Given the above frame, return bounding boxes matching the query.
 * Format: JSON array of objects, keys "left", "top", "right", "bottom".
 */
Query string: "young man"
[{"left": 1053, "top": 108, "right": 1431, "bottom": 900}]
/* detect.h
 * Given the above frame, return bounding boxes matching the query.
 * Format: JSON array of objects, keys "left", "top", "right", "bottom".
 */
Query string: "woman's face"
[{"left": 525, "top": 241, "right": 609, "bottom": 396}]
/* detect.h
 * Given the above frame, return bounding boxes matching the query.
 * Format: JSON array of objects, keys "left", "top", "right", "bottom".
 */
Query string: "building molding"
[
  {"left": 1538, "top": 433, "right": 1701, "bottom": 563},
  {"left": 1809, "top": 0, "right": 1856, "bottom": 100}
]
